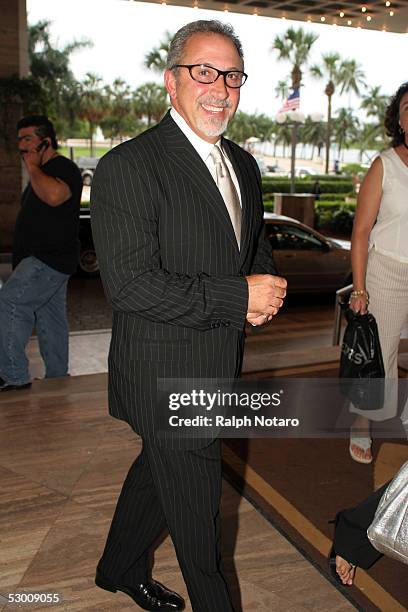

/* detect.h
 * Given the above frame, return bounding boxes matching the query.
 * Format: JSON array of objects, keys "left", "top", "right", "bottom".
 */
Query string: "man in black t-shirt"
[{"left": 0, "top": 116, "right": 82, "bottom": 391}]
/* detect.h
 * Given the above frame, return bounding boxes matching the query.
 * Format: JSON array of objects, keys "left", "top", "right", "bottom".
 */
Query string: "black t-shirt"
[{"left": 12, "top": 155, "right": 83, "bottom": 274}]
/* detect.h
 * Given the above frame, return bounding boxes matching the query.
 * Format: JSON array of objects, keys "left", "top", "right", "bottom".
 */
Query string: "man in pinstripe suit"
[{"left": 91, "top": 20, "right": 286, "bottom": 611}]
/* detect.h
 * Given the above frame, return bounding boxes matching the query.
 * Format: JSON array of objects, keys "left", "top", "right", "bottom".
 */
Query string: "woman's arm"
[{"left": 350, "top": 156, "right": 383, "bottom": 314}]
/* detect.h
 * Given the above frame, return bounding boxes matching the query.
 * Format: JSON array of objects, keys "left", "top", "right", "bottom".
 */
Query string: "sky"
[{"left": 26, "top": 0, "right": 405, "bottom": 119}]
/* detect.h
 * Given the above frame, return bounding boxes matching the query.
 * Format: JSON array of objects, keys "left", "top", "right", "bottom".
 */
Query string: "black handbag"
[{"left": 339, "top": 308, "right": 385, "bottom": 411}]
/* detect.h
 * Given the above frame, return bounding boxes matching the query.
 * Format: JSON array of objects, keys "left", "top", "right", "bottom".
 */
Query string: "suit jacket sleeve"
[
  {"left": 248, "top": 155, "right": 278, "bottom": 275},
  {"left": 91, "top": 151, "right": 248, "bottom": 332}
]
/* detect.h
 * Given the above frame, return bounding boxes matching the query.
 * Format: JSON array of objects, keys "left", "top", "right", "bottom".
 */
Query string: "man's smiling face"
[{"left": 165, "top": 32, "right": 242, "bottom": 143}]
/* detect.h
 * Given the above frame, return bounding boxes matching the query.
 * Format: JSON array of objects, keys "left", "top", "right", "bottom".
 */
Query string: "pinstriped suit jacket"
[{"left": 91, "top": 111, "right": 276, "bottom": 449}]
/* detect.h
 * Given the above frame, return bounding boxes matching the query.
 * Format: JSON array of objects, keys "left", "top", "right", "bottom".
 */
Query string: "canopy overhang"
[{"left": 126, "top": 0, "right": 408, "bottom": 33}]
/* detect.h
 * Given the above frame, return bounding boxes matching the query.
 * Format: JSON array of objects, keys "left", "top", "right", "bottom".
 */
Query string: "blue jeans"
[{"left": 0, "top": 256, "right": 70, "bottom": 385}]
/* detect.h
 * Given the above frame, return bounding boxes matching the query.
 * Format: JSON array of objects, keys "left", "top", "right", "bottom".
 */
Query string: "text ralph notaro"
[
  {"left": 168, "top": 390, "right": 282, "bottom": 411},
  {"left": 168, "top": 415, "right": 300, "bottom": 428}
]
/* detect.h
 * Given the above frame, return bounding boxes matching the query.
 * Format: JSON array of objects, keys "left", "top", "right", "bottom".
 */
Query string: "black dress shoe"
[
  {"left": 95, "top": 569, "right": 185, "bottom": 611},
  {"left": 0, "top": 376, "right": 31, "bottom": 392}
]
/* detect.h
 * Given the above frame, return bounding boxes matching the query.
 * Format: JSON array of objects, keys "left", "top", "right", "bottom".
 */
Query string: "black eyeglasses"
[{"left": 171, "top": 64, "right": 248, "bottom": 89}]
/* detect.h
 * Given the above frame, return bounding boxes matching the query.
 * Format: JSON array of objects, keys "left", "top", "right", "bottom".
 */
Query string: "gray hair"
[{"left": 166, "top": 20, "right": 244, "bottom": 70}]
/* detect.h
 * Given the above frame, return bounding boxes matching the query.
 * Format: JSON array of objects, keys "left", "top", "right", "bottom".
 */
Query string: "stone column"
[{"left": 0, "top": 0, "right": 28, "bottom": 251}]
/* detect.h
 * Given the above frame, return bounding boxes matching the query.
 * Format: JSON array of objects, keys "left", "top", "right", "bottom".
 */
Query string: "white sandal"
[{"left": 349, "top": 437, "right": 373, "bottom": 464}]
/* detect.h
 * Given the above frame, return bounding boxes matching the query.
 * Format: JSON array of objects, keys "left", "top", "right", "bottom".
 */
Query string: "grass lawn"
[{"left": 59, "top": 145, "right": 113, "bottom": 159}]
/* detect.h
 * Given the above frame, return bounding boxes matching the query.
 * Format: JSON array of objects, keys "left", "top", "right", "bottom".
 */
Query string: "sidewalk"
[{"left": 0, "top": 370, "right": 356, "bottom": 612}]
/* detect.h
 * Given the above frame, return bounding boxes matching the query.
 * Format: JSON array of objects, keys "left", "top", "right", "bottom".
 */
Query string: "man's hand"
[
  {"left": 21, "top": 146, "right": 45, "bottom": 173},
  {"left": 246, "top": 312, "right": 273, "bottom": 326},
  {"left": 245, "top": 274, "right": 287, "bottom": 325}
]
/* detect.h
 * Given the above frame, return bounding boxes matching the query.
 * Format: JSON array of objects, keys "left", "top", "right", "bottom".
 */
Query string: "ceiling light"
[
  {"left": 389, "top": 10, "right": 394, "bottom": 15},
  {"left": 366, "top": 15, "right": 372, "bottom": 21},
  {"left": 339, "top": 11, "right": 345, "bottom": 17},
  {"left": 320, "top": 16, "right": 326, "bottom": 22},
  {"left": 361, "top": 6, "right": 367, "bottom": 12},
  {"left": 385, "top": 1, "right": 391, "bottom": 6}
]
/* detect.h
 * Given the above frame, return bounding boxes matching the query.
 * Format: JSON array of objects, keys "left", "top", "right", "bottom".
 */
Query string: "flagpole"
[
  {"left": 277, "top": 88, "right": 301, "bottom": 194},
  {"left": 290, "top": 123, "right": 298, "bottom": 195}
]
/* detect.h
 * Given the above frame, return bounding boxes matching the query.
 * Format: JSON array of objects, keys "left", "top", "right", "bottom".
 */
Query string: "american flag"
[{"left": 278, "top": 88, "right": 300, "bottom": 113}]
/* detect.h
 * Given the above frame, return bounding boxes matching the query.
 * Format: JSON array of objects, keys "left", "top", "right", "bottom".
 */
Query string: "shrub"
[
  {"left": 316, "top": 193, "right": 346, "bottom": 201},
  {"left": 331, "top": 207, "right": 355, "bottom": 234},
  {"left": 298, "top": 174, "right": 347, "bottom": 182},
  {"left": 262, "top": 178, "right": 353, "bottom": 196},
  {"left": 341, "top": 163, "right": 368, "bottom": 177},
  {"left": 314, "top": 202, "right": 355, "bottom": 233},
  {"left": 263, "top": 200, "right": 274, "bottom": 212},
  {"left": 316, "top": 201, "right": 356, "bottom": 211}
]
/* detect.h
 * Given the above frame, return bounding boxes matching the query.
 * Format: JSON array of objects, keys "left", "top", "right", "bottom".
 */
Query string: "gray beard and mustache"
[{"left": 196, "top": 95, "right": 234, "bottom": 138}]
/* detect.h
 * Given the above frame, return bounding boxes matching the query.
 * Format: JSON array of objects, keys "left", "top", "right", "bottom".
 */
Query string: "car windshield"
[{"left": 267, "top": 224, "right": 324, "bottom": 250}]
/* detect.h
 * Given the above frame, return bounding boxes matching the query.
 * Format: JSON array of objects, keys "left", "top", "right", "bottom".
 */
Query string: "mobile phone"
[{"left": 36, "top": 140, "right": 49, "bottom": 152}]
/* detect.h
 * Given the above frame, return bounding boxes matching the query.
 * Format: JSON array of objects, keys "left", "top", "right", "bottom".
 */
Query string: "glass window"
[{"left": 266, "top": 224, "right": 325, "bottom": 250}]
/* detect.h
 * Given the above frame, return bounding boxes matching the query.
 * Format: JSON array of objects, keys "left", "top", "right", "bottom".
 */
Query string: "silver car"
[{"left": 264, "top": 213, "right": 351, "bottom": 293}]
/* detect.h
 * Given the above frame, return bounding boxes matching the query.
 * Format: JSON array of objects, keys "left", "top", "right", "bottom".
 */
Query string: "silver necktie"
[{"left": 210, "top": 145, "right": 241, "bottom": 249}]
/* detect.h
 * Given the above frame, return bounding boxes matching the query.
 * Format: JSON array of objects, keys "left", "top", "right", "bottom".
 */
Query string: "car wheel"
[
  {"left": 78, "top": 244, "right": 99, "bottom": 277},
  {"left": 82, "top": 174, "right": 92, "bottom": 186}
]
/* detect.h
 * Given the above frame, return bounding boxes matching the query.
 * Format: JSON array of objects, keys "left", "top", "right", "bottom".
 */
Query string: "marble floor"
[{"left": 0, "top": 363, "right": 356, "bottom": 611}]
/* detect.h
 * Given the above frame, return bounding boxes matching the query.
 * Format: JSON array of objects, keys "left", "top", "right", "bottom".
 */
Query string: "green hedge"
[
  {"left": 316, "top": 201, "right": 356, "bottom": 211},
  {"left": 316, "top": 193, "right": 347, "bottom": 202},
  {"left": 297, "top": 174, "right": 348, "bottom": 181},
  {"left": 315, "top": 205, "right": 355, "bottom": 234},
  {"left": 261, "top": 178, "right": 353, "bottom": 195},
  {"left": 262, "top": 199, "right": 356, "bottom": 213},
  {"left": 262, "top": 197, "right": 355, "bottom": 236}
]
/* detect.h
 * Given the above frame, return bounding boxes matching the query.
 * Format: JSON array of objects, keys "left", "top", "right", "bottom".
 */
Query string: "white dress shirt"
[{"left": 170, "top": 107, "right": 242, "bottom": 207}]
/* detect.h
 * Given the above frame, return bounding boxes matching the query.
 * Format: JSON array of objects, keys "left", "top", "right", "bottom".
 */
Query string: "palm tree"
[
  {"left": 28, "top": 19, "right": 92, "bottom": 137},
  {"left": 226, "top": 111, "right": 253, "bottom": 145},
  {"left": 274, "top": 79, "right": 289, "bottom": 102},
  {"left": 101, "top": 79, "right": 139, "bottom": 145},
  {"left": 274, "top": 122, "right": 292, "bottom": 158},
  {"left": 332, "top": 107, "right": 360, "bottom": 158},
  {"left": 338, "top": 59, "right": 366, "bottom": 107},
  {"left": 300, "top": 117, "right": 326, "bottom": 159},
  {"left": 144, "top": 32, "right": 173, "bottom": 73},
  {"left": 272, "top": 27, "right": 319, "bottom": 92},
  {"left": 360, "top": 85, "right": 389, "bottom": 143},
  {"left": 310, "top": 52, "right": 343, "bottom": 173},
  {"left": 77, "top": 73, "right": 109, "bottom": 156},
  {"left": 227, "top": 112, "right": 274, "bottom": 146},
  {"left": 133, "top": 82, "right": 168, "bottom": 127},
  {"left": 29, "top": 20, "right": 91, "bottom": 81},
  {"left": 272, "top": 27, "right": 318, "bottom": 191},
  {"left": 355, "top": 122, "right": 382, "bottom": 162}
]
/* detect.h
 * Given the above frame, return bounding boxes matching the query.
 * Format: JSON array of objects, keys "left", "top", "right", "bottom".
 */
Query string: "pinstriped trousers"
[
  {"left": 98, "top": 439, "right": 234, "bottom": 612},
  {"left": 357, "top": 249, "right": 408, "bottom": 420}
]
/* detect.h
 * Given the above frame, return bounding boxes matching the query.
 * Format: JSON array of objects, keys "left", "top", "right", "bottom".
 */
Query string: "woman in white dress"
[{"left": 349, "top": 82, "right": 408, "bottom": 463}]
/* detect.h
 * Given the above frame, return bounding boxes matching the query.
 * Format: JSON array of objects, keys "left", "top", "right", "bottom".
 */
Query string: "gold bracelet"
[{"left": 349, "top": 289, "right": 369, "bottom": 301}]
